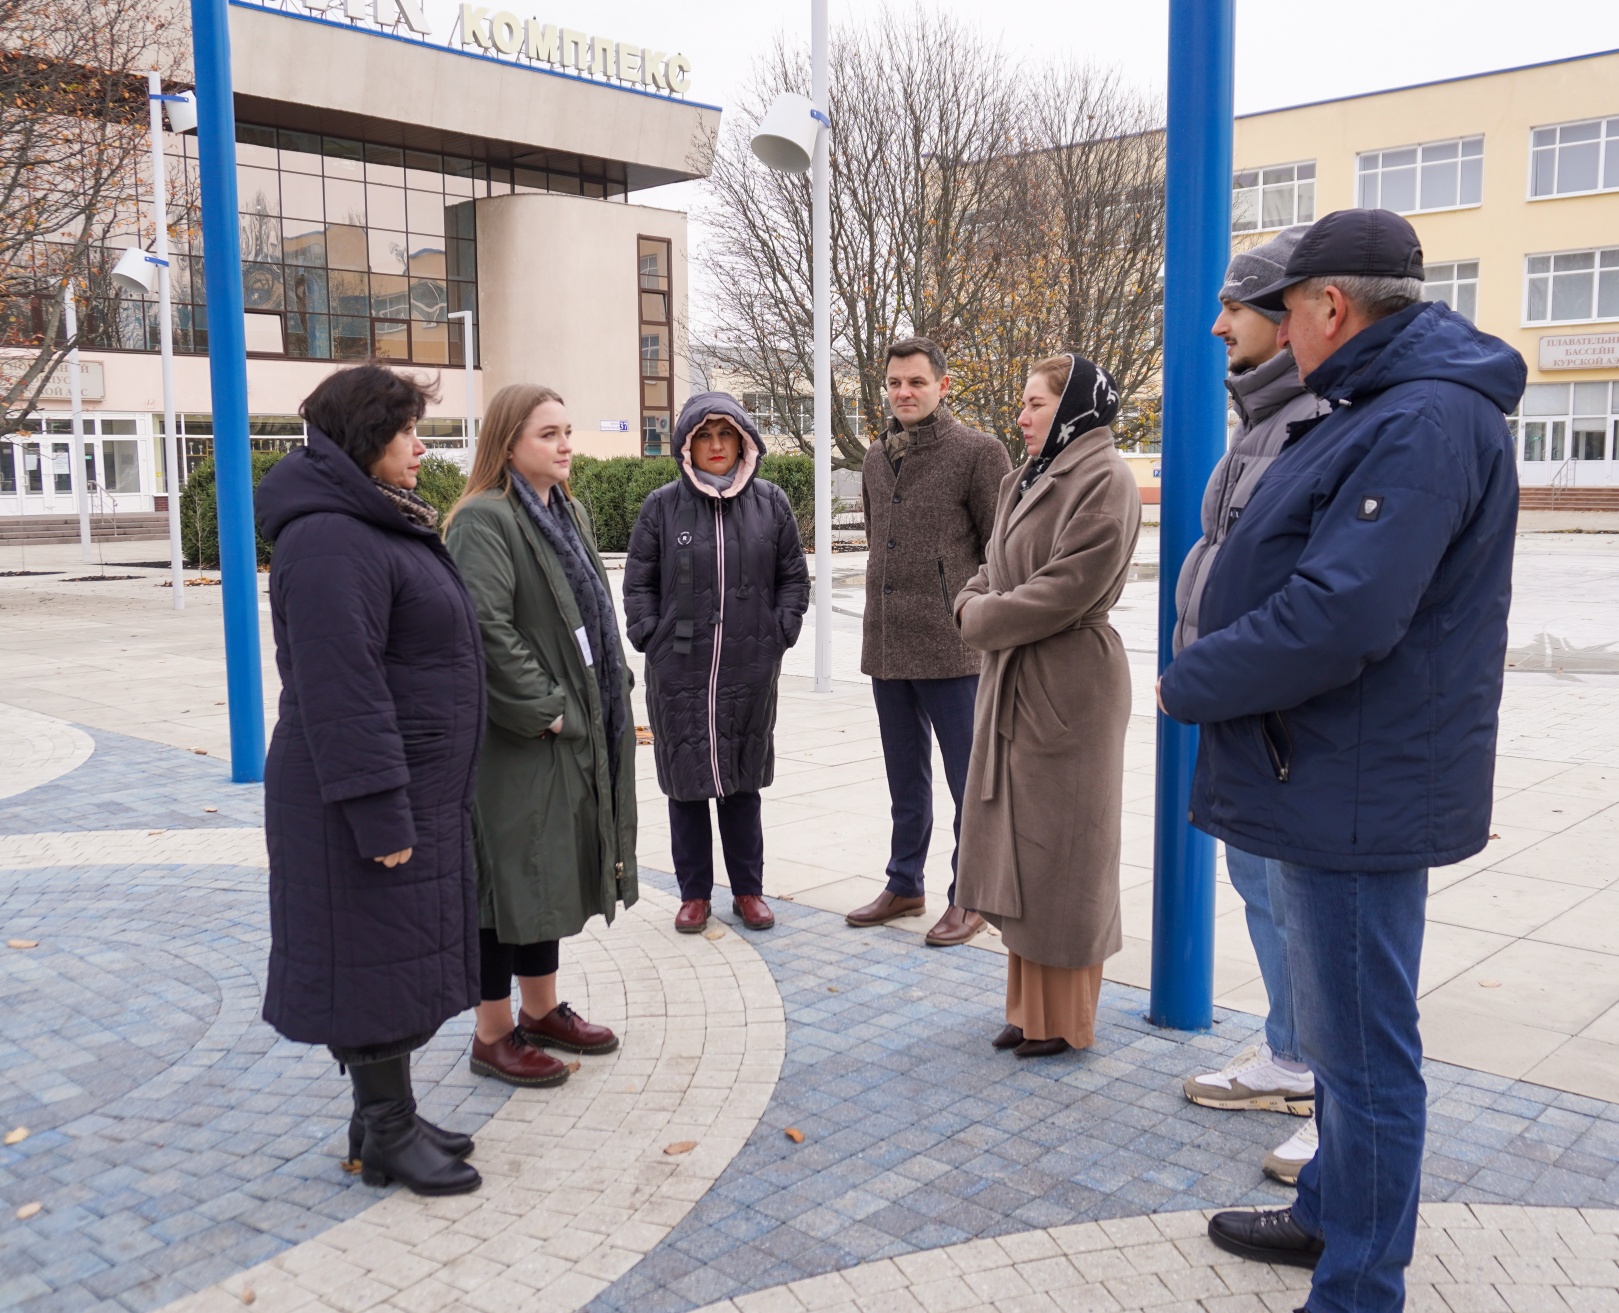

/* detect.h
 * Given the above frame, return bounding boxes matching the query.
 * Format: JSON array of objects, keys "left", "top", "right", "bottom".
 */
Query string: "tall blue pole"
[
  {"left": 191, "top": 0, "right": 266, "bottom": 783},
  {"left": 1150, "top": 0, "right": 1233, "bottom": 1030}
]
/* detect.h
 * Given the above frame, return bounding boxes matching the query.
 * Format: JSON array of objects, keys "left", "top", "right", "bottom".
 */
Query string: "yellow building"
[{"left": 1234, "top": 48, "right": 1619, "bottom": 502}]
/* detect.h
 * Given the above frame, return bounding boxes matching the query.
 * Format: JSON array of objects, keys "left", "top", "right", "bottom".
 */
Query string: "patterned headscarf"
[{"left": 1018, "top": 355, "right": 1120, "bottom": 498}]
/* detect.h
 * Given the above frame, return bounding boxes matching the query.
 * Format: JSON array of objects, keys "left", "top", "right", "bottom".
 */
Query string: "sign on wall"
[
  {"left": 1540, "top": 332, "right": 1619, "bottom": 372},
  {"left": 288, "top": 0, "right": 693, "bottom": 95},
  {"left": 0, "top": 359, "right": 106, "bottom": 404}
]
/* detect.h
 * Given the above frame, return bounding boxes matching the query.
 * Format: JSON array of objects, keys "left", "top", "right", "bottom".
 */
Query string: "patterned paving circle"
[{"left": 587, "top": 879, "right": 1619, "bottom": 1313}]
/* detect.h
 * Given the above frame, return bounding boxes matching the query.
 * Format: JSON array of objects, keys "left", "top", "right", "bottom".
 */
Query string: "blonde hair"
[
  {"left": 445, "top": 383, "right": 565, "bottom": 528},
  {"left": 1028, "top": 354, "right": 1074, "bottom": 398}
]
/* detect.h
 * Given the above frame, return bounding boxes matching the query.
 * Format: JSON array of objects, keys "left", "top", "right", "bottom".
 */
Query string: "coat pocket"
[
  {"left": 936, "top": 558, "right": 954, "bottom": 613},
  {"left": 1258, "top": 711, "right": 1292, "bottom": 783}
]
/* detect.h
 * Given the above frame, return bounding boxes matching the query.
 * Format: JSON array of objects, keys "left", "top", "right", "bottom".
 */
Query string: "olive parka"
[{"left": 444, "top": 485, "right": 638, "bottom": 944}]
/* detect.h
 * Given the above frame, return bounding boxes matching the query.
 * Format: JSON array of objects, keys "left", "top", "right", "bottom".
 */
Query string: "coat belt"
[{"left": 979, "top": 614, "right": 1112, "bottom": 802}]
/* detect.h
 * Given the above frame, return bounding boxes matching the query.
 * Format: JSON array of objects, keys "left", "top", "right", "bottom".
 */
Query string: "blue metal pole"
[
  {"left": 190, "top": 0, "right": 265, "bottom": 783},
  {"left": 1150, "top": 0, "right": 1234, "bottom": 1030}
]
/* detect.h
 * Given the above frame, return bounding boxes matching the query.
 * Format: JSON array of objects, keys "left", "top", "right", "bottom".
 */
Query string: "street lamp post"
[
  {"left": 450, "top": 309, "right": 476, "bottom": 467},
  {"left": 63, "top": 282, "right": 92, "bottom": 559},
  {"left": 751, "top": 0, "right": 833, "bottom": 694},
  {"left": 1149, "top": 0, "right": 1235, "bottom": 1031}
]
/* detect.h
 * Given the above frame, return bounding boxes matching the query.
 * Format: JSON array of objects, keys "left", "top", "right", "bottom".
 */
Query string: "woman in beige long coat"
[{"left": 954, "top": 353, "right": 1141, "bottom": 1059}]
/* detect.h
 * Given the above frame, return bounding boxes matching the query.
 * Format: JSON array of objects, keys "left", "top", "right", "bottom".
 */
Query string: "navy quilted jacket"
[
  {"left": 623, "top": 393, "right": 809, "bottom": 801},
  {"left": 1160, "top": 301, "right": 1525, "bottom": 871},
  {"left": 256, "top": 433, "right": 485, "bottom": 1048}
]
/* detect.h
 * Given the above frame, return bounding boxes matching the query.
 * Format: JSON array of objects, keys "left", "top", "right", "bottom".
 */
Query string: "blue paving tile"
[{"left": 584, "top": 869, "right": 1619, "bottom": 1313}]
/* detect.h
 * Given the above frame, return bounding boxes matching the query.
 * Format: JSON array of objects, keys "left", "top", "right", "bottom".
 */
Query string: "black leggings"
[{"left": 478, "top": 928, "right": 559, "bottom": 1001}]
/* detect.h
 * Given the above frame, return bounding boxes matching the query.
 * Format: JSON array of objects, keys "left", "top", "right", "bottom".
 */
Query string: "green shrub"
[
  {"left": 413, "top": 455, "right": 467, "bottom": 525},
  {"left": 179, "top": 451, "right": 284, "bottom": 569},
  {"left": 567, "top": 453, "right": 817, "bottom": 553}
]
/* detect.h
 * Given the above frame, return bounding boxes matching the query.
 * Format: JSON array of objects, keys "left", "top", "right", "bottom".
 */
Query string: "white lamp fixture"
[
  {"left": 163, "top": 89, "right": 198, "bottom": 134},
  {"left": 111, "top": 245, "right": 159, "bottom": 295},
  {"left": 750, "top": 93, "right": 822, "bottom": 175}
]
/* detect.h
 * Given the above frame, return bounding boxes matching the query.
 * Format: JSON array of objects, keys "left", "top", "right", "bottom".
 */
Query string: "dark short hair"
[
  {"left": 298, "top": 363, "right": 440, "bottom": 470},
  {"left": 883, "top": 336, "right": 948, "bottom": 379}
]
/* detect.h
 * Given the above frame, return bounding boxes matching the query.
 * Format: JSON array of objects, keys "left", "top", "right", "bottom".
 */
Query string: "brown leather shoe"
[
  {"left": 518, "top": 1002, "right": 618, "bottom": 1055},
  {"left": 1015, "top": 1036, "right": 1072, "bottom": 1059},
  {"left": 992, "top": 1024, "right": 1025, "bottom": 1050},
  {"left": 469, "top": 1030, "right": 571, "bottom": 1086},
  {"left": 675, "top": 899, "right": 711, "bottom": 933},
  {"left": 925, "top": 906, "right": 986, "bottom": 947},
  {"left": 732, "top": 894, "right": 775, "bottom": 931},
  {"left": 845, "top": 890, "right": 927, "bottom": 927}
]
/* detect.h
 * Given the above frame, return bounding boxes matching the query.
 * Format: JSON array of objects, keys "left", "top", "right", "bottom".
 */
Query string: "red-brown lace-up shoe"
[
  {"left": 732, "top": 895, "right": 775, "bottom": 930},
  {"left": 518, "top": 1002, "right": 619, "bottom": 1055},
  {"left": 469, "top": 1030, "right": 571, "bottom": 1086},
  {"left": 675, "top": 899, "right": 710, "bottom": 933}
]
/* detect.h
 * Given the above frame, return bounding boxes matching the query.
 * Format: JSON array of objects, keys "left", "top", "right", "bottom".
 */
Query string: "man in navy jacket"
[{"left": 1159, "top": 209, "right": 1526, "bottom": 1313}]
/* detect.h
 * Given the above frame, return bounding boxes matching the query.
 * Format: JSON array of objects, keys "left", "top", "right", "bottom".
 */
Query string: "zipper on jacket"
[
  {"left": 706, "top": 501, "right": 726, "bottom": 798},
  {"left": 936, "top": 558, "right": 952, "bottom": 612},
  {"left": 1260, "top": 711, "right": 1292, "bottom": 783}
]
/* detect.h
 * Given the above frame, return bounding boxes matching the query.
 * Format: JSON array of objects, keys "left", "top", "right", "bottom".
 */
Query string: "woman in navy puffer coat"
[
  {"left": 623, "top": 393, "right": 808, "bottom": 935},
  {"left": 256, "top": 364, "right": 484, "bottom": 1198}
]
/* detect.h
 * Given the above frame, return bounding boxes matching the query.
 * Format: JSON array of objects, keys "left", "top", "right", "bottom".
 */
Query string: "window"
[
  {"left": 1357, "top": 137, "right": 1482, "bottom": 213},
  {"left": 638, "top": 236, "right": 673, "bottom": 456},
  {"left": 1423, "top": 261, "right": 1479, "bottom": 322},
  {"left": 1530, "top": 117, "right": 1619, "bottom": 198},
  {"left": 1524, "top": 248, "right": 1619, "bottom": 324},
  {"left": 1510, "top": 383, "right": 1618, "bottom": 464},
  {"left": 1232, "top": 162, "right": 1314, "bottom": 233}
]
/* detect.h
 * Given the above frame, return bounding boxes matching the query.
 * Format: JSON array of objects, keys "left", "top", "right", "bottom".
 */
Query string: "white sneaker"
[
  {"left": 1182, "top": 1042, "right": 1316, "bottom": 1114},
  {"left": 1262, "top": 1118, "right": 1319, "bottom": 1186}
]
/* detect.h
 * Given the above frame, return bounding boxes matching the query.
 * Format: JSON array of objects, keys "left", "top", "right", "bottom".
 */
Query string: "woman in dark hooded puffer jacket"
[
  {"left": 624, "top": 392, "right": 809, "bottom": 934},
  {"left": 255, "top": 363, "right": 484, "bottom": 1197}
]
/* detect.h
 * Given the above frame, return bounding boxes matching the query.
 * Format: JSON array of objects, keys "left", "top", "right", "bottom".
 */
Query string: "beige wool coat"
[{"left": 953, "top": 426, "right": 1141, "bottom": 970}]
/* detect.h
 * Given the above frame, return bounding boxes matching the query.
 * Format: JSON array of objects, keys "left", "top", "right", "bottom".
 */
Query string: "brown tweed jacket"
[{"left": 861, "top": 406, "right": 1011, "bottom": 680}]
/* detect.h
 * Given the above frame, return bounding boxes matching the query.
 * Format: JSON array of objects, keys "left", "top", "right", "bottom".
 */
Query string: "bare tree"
[
  {"left": 702, "top": 9, "right": 1024, "bottom": 468},
  {"left": 0, "top": 0, "right": 182, "bottom": 437},
  {"left": 702, "top": 11, "right": 1166, "bottom": 469}
]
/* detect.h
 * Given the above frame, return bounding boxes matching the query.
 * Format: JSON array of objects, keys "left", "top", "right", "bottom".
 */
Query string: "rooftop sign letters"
[
  {"left": 297, "top": 0, "right": 693, "bottom": 95},
  {"left": 1540, "top": 332, "right": 1619, "bottom": 372}
]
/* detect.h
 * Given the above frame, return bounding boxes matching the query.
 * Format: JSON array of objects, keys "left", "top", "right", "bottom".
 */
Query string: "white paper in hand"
[{"left": 574, "top": 625, "right": 594, "bottom": 667}]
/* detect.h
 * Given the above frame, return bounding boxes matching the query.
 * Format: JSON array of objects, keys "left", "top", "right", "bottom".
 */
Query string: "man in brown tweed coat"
[{"left": 847, "top": 336, "right": 1011, "bottom": 946}]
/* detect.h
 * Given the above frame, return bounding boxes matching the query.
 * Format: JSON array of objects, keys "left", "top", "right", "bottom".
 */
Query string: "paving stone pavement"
[
  {"left": 687, "top": 1205, "right": 1619, "bottom": 1313},
  {"left": 586, "top": 873, "right": 1619, "bottom": 1313}
]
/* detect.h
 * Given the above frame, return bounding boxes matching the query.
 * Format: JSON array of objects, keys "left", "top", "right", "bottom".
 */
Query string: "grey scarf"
[{"left": 508, "top": 471, "right": 626, "bottom": 779}]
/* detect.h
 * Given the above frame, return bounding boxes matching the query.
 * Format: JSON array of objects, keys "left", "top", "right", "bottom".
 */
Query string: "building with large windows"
[
  {"left": 1234, "top": 48, "right": 1619, "bottom": 501},
  {"left": 3, "top": 0, "right": 716, "bottom": 516}
]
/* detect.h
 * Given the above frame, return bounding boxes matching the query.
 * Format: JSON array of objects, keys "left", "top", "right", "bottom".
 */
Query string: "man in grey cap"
[{"left": 1177, "top": 227, "right": 1325, "bottom": 1187}]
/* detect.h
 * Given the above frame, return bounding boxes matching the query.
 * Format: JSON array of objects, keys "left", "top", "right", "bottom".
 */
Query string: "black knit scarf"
[
  {"left": 509, "top": 471, "right": 626, "bottom": 781},
  {"left": 1018, "top": 355, "right": 1121, "bottom": 498}
]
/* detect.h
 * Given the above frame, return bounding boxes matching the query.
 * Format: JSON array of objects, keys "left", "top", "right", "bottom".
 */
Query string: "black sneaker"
[{"left": 1208, "top": 1207, "right": 1324, "bottom": 1269}]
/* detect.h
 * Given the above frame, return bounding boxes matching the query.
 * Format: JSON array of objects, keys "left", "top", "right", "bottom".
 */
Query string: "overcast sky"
[{"left": 414, "top": 0, "right": 1619, "bottom": 326}]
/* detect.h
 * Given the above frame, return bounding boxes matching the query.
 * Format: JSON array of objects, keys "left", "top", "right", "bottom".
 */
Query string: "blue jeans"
[
  {"left": 870, "top": 675, "right": 978, "bottom": 902},
  {"left": 1227, "top": 846, "right": 1301, "bottom": 1064},
  {"left": 1276, "top": 862, "right": 1428, "bottom": 1313}
]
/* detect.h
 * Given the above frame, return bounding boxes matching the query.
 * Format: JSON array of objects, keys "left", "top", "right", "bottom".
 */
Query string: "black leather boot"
[
  {"left": 349, "top": 1056, "right": 481, "bottom": 1196},
  {"left": 347, "top": 1108, "right": 473, "bottom": 1165}
]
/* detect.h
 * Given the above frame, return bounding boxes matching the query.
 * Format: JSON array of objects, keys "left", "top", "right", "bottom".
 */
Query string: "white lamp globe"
[
  {"left": 750, "top": 93, "right": 820, "bottom": 175},
  {"left": 111, "top": 246, "right": 158, "bottom": 295},
  {"left": 164, "top": 90, "right": 198, "bottom": 134}
]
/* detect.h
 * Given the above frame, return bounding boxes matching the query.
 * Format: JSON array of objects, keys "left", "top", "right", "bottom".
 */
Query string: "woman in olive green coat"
[{"left": 444, "top": 383, "right": 637, "bottom": 1089}]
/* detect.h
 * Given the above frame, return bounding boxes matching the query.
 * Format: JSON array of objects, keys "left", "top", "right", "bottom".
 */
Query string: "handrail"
[{"left": 1548, "top": 455, "right": 1575, "bottom": 509}]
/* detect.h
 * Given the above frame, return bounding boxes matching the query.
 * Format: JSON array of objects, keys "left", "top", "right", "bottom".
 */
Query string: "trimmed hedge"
[
  {"left": 178, "top": 452, "right": 468, "bottom": 568},
  {"left": 179, "top": 451, "right": 285, "bottom": 569},
  {"left": 568, "top": 454, "right": 816, "bottom": 553}
]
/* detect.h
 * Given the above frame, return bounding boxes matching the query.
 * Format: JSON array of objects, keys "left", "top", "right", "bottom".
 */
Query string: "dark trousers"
[
  {"left": 669, "top": 791, "right": 763, "bottom": 902},
  {"left": 478, "top": 928, "right": 559, "bottom": 1002},
  {"left": 1279, "top": 862, "right": 1429, "bottom": 1313},
  {"left": 870, "top": 674, "right": 978, "bottom": 902}
]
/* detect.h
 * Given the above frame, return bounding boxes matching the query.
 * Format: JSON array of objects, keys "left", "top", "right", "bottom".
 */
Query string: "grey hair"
[{"left": 1294, "top": 275, "right": 1424, "bottom": 320}]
